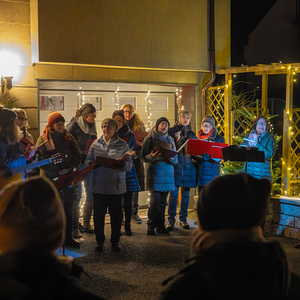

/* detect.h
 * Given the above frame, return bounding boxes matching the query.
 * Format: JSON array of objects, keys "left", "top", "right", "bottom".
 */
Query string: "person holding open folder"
[
  {"left": 167, "top": 110, "right": 197, "bottom": 230},
  {"left": 141, "top": 117, "right": 178, "bottom": 236},
  {"left": 85, "top": 118, "right": 133, "bottom": 253},
  {"left": 197, "top": 116, "right": 225, "bottom": 194}
]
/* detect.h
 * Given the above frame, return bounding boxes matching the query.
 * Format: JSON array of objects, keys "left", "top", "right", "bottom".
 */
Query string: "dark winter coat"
[
  {"left": 117, "top": 124, "right": 140, "bottom": 192},
  {"left": 0, "top": 251, "right": 104, "bottom": 300},
  {"left": 141, "top": 130, "right": 178, "bottom": 192},
  {"left": 169, "top": 124, "right": 197, "bottom": 188},
  {"left": 160, "top": 241, "right": 298, "bottom": 300},
  {"left": 197, "top": 128, "right": 225, "bottom": 186},
  {"left": 125, "top": 115, "right": 146, "bottom": 191},
  {"left": 241, "top": 130, "right": 276, "bottom": 181},
  {"left": 66, "top": 116, "right": 97, "bottom": 163},
  {"left": 36, "top": 131, "right": 81, "bottom": 180}
]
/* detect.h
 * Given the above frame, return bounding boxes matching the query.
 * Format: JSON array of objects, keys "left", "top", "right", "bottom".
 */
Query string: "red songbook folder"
[
  {"left": 84, "top": 139, "right": 96, "bottom": 155},
  {"left": 187, "top": 139, "right": 228, "bottom": 159},
  {"left": 95, "top": 146, "right": 134, "bottom": 170},
  {"left": 134, "top": 131, "right": 149, "bottom": 142},
  {"left": 154, "top": 145, "right": 177, "bottom": 159},
  {"left": 121, "top": 137, "right": 129, "bottom": 143}
]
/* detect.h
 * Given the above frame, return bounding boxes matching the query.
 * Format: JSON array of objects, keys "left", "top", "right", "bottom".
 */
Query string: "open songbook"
[{"left": 95, "top": 146, "right": 134, "bottom": 169}]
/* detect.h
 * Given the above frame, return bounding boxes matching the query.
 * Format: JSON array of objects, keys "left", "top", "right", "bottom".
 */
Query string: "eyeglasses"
[
  {"left": 257, "top": 122, "right": 267, "bottom": 126},
  {"left": 102, "top": 124, "right": 112, "bottom": 129},
  {"left": 123, "top": 110, "right": 132, "bottom": 114},
  {"left": 18, "top": 117, "right": 27, "bottom": 121},
  {"left": 202, "top": 124, "right": 212, "bottom": 128}
]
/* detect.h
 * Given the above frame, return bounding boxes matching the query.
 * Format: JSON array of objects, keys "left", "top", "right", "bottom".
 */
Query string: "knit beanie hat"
[
  {"left": 0, "top": 176, "right": 65, "bottom": 254},
  {"left": 197, "top": 173, "right": 271, "bottom": 231},
  {"left": 0, "top": 107, "right": 17, "bottom": 128},
  {"left": 112, "top": 110, "right": 125, "bottom": 120},
  {"left": 202, "top": 115, "right": 215, "bottom": 127},
  {"left": 47, "top": 111, "right": 65, "bottom": 127},
  {"left": 81, "top": 103, "right": 96, "bottom": 118},
  {"left": 155, "top": 117, "right": 170, "bottom": 131},
  {"left": 101, "top": 118, "right": 119, "bottom": 132}
]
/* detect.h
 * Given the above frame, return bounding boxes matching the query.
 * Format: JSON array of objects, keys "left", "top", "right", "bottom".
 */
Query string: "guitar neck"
[{"left": 10, "top": 158, "right": 53, "bottom": 175}]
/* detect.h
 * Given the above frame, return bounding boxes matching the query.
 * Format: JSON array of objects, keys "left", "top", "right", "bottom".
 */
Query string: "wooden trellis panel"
[
  {"left": 206, "top": 86, "right": 225, "bottom": 137},
  {"left": 291, "top": 109, "right": 300, "bottom": 183}
]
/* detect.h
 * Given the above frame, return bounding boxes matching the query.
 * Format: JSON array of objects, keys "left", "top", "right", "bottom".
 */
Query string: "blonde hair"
[
  {"left": 179, "top": 110, "right": 192, "bottom": 120},
  {"left": 121, "top": 103, "right": 135, "bottom": 113}
]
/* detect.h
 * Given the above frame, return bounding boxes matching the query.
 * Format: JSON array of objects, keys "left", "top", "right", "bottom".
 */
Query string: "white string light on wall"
[
  {"left": 113, "top": 82, "right": 120, "bottom": 110},
  {"left": 176, "top": 87, "right": 183, "bottom": 113},
  {"left": 145, "top": 84, "right": 152, "bottom": 131}
]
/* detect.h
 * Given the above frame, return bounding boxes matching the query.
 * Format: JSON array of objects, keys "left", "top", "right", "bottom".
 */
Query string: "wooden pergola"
[{"left": 217, "top": 62, "right": 300, "bottom": 196}]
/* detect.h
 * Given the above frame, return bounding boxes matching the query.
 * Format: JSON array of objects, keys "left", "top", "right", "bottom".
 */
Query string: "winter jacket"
[
  {"left": 0, "top": 138, "right": 26, "bottom": 170},
  {"left": 36, "top": 131, "right": 81, "bottom": 180},
  {"left": 117, "top": 124, "right": 140, "bottom": 192},
  {"left": 125, "top": 114, "right": 146, "bottom": 191},
  {"left": 160, "top": 241, "right": 298, "bottom": 300},
  {"left": 0, "top": 251, "right": 104, "bottom": 300},
  {"left": 66, "top": 116, "right": 97, "bottom": 162},
  {"left": 241, "top": 130, "right": 276, "bottom": 181},
  {"left": 169, "top": 124, "right": 197, "bottom": 188},
  {"left": 197, "top": 127, "right": 224, "bottom": 186},
  {"left": 141, "top": 130, "right": 178, "bottom": 192},
  {"left": 85, "top": 135, "right": 133, "bottom": 195}
]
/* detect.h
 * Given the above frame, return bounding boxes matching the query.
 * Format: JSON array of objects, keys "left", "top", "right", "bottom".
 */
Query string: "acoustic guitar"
[{"left": 0, "top": 153, "right": 65, "bottom": 191}]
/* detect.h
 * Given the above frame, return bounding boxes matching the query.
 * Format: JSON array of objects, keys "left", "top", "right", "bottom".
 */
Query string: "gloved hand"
[
  {"left": 113, "top": 160, "right": 126, "bottom": 169},
  {"left": 202, "top": 153, "right": 212, "bottom": 161}
]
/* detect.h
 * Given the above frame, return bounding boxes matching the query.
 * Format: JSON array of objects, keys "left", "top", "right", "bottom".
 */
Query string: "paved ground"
[{"left": 58, "top": 209, "right": 300, "bottom": 300}]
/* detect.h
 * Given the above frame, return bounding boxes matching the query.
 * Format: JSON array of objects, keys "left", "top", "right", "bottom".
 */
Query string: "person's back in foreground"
[
  {"left": 0, "top": 176, "right": 104, "bottom": 300},
  {"left": 160, "top": 173, "right": 300, "bottom": 300}
]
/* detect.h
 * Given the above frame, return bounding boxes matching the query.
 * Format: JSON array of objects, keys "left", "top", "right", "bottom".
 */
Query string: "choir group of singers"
[{"left": 0, "top": 103, "right": 275, "bottom": 253}]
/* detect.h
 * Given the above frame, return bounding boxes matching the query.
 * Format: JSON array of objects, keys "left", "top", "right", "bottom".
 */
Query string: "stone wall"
[{"left": 267, "top": 196, "right": 300, "bottom": 239}]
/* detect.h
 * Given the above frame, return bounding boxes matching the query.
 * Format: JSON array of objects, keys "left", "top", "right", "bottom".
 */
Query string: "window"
[
  {"left": 149, "top": 96, "right": 168, "bottom": 111},
  {"left": 78, "top": 94, "right": 102, "bottom": 110},
  {"left": 40, "top": 95, "right": 65, "bottom": 111}
]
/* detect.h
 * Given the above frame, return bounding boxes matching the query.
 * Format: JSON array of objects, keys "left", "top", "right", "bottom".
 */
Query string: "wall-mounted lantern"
[{"left": 1, "top": 76, "right": 13, "bottom": 94}]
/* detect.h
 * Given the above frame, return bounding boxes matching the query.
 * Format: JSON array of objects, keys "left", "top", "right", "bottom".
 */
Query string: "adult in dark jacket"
[
  {"left": 37, "top": 111, "right": 81, "bottom": 248},
  {"left": 0, "top": 176, "right": 104, "bottom": 300},
  {"left": 141, "top": 117, "right": 178, "bottom": 236},
  {"left": 122, "top": 103, "right": 146, "bottom": 224},
  {"left": 160, "top": 173, "right": 300, "bottom": 300},
  {"left": 167, "top": 111, "right": 197, "bottom": 230},
  {"left": 0, "top": 106, "right": 36, "bottom": 191},
  {"left": 113, "top": 110, "right": 140, "bottom": 236},
  {"left": 66, "top": 103, "right": 97, "bottom": 238},
  {"left": 197, "top": 115, "right": 225, "bottom": 194},
  {"left": 85, "top": 118, "right": 133, "bottom": 253},
  {"left": 241, "top": 115, "right": 276, "bottom": 182}
]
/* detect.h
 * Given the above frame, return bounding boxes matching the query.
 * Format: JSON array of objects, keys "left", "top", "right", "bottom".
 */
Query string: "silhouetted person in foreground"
[
  {"left": 0, "top": 176, "right": 104, "bottom": 300},
  {"left": 160, "top": 173, "right": 300, "bottom": 300}
]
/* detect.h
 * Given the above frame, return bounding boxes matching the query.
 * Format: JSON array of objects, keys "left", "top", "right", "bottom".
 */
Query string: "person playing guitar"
[{"left": 0, "top": 106, "right": 36, "bottom": 187}]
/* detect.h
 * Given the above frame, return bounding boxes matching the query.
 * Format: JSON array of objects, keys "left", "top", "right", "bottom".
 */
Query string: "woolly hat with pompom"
[{"left": 0, "top": 176, "right": 65, "bottom": 254}]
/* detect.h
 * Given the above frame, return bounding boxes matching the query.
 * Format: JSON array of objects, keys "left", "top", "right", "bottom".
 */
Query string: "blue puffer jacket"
[
  {"left": 85, "top": 135, "right": 133, "bottom": 195},
  {"left": 117, "top": 124, "right": 140, "bottom": 192},
  {"left": 141, "top": 130, "right": 178, "bottom": 192},
  {"left": 241, "top": 130, "right": 276, "bottom": 181},
  {"left": 198, "top": 127, "right": 225, "bottom": 187},
  {"left": 169, "top": 124, "right": 197, "bottom": 188}
]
